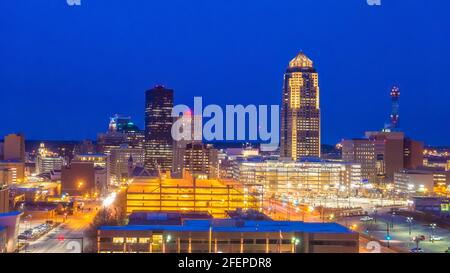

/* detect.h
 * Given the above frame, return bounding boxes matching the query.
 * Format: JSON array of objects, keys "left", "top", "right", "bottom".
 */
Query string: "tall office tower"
[
  {"left": 109, "top": 114, "right": 145, "bottom": 148},
  {"left": 145, "top": 85, "right": 174, "bottom": 174},
  {"left": 280, "top": 52, "right": 321, "bottom": 160},
  {"left": 342, "top": 139, "right": 377, "bottom": 184},
  {"left": 3, "top": 134, "right": 25, "bottom": 162}
]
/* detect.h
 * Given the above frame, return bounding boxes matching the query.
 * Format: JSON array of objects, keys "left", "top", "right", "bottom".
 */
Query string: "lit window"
[
  {"left": 139, "top": 238, "right": 150, "bottom": 244},
  {"left": 126, "top": 237, "right": 138, "bottom": 244},
  {"left": 113, "top": 237, "right": 124, "bottom": 244}
]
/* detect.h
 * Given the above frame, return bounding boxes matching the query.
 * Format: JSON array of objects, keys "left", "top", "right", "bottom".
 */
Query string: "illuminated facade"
[
  {"left": 126, "top": 174, "right": 262, "bottom": 218},
  {"left": 183, "top": 143, "right": 219, "bottom": 179},
  {"left": 233, "top": 158, "right": 361, "bottom": 198},
  {"left": 145, "top": 86, "right": 174, "bottom": 173},
  {"left": 0, "top": 161, "right": 25, "bottom": 184},
  {"left": 342, "top": 139, "right": 376, "bottom": 184},
  {"left": 281, "top": 52, "right": 321, "bottom": 159},
  {"left": 36, "top": 143, "right": 65, "bottom": 174},
  {"left": 97, "top": 214, "right": 358, "bottom": 253}
]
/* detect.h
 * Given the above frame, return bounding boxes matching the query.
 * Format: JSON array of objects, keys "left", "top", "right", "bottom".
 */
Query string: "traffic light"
[{"left": 385, "top": 235, "right": 391, "bottom": 241}]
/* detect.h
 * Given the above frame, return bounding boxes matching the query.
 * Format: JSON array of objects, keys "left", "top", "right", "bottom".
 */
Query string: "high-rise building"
[
  {"left": 365, "top": 131, "right": 405, "bottom": 183},
  {"left": 172, "top": 112, "right": 202, "bottom": 178},
  {"left": 98, "top": 114, "right": 145, "bottom": 152},
  {"left": 144, "top": 85, "right": 174, "bottom": 174},
  {"left": 183, "top": 143, "right": 219, "bottom": 179},
  {"left": 342, "top": 139, "right": 377, "bottom": 184},
  {"left": 3, "top": 134, "right": 25, "bottom": 162},
  {"left": 281, "top": 52, "right": 321, "bottom": 159}
]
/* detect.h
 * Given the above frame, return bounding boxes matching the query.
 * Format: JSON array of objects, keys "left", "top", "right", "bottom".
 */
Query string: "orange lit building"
[{"left": 126, "top": 172, "right": 262, "bottom": 217}]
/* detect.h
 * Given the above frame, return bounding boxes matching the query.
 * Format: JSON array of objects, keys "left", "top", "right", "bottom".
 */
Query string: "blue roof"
[
  {"left": 0, "top": 211, "right": 23, "bottom": 218},
  {"left": 99, "top": 220, "right": 352, "bottom": 234}
]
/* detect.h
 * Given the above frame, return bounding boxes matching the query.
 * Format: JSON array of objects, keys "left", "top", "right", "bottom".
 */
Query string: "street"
[
  {"left": 21, "top": 202, "right": 99, "bottom": 253},
  {"left": 339, "top": 211, "right": 450, "bottom": 253}
]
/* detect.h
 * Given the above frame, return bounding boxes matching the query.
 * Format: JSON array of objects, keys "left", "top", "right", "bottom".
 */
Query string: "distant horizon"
[{"left": 3, "top": 138, "right": 446, "bottom": 149}]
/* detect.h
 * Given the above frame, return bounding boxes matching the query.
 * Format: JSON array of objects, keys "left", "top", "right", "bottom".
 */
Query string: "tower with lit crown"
[{"left": 280, "top": 52, "right": 321, "bottom": 159}]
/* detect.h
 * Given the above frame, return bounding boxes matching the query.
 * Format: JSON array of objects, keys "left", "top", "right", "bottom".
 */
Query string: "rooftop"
[
  {"left": 0, "top": 211, "right": 23, "bottom": 218},
  {"left": 289, "top": 52, "right": 313, "bottom": 68},
  {"left": 99, "top": 220, "right": 352, "bottom": 234}
]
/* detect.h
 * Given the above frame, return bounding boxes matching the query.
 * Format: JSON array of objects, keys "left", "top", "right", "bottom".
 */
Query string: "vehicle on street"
[
  {"left": 410, "top": 247, "right": 424, "bottom": 253},
  {"left": 430, "top": 236, "right": 443, "bottom": 242},
  {"left": 360, "top": 216, "right": 374, "bottom": 222}
]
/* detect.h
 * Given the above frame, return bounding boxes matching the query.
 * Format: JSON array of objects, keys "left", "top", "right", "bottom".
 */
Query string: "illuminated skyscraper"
[
  {"left": 281, "top": 52, "right": 321, "bottom": 159},
  {"left": 144, "top": 85, "right": 174, "bottom": 174}
]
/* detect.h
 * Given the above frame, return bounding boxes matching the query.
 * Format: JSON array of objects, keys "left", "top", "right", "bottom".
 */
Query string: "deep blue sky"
[{"left": 1, "top": 0, "right": 449, "bottom": 145}]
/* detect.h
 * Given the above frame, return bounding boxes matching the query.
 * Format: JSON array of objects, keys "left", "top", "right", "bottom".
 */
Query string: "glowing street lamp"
[
  {"left": 406, "top": 217, "right": 413, "bottom": 235},
  {"left": 430, "top": 223, "right": 437, "bottom": 242}
]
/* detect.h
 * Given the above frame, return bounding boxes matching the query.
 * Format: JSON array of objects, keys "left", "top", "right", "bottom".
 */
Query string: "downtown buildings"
[
  {"left": 97, "top": 211, "right": 358, "bottom": 253},
  {"left": 144, "top": 85, "right": 174, "bottom": 174},
  {"left": 280, "top": 52, "right": 321, "bottom": 159},
  {"left": 35, "top": 143, "right": 65, "bottom": 174},
  {"left": 342, "top": 131, "right": 424, "bottom": 186},
  {"left": 233, "top": 157, "right": 362, "bottom": 199},
  {"left": 97, "top": 114, "right": 145, "bottom": 154}
]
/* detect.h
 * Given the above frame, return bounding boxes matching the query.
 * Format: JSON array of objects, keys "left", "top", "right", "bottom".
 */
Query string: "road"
[
  {"left": 21, "top": 202, "right": 99, "bottom": 253},
  {"left": 339, "top": 211, "right": 450, "bottom": 253},
  {"left": 264, "top": 199, "right": 397, "bottom": 252}
]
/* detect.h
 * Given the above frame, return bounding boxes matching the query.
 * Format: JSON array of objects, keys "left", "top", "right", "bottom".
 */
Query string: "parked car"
[
  {"left": 410, "top": 247, "right": 424, "bottom": 253},
  {"left": 430, "top": 236, "right": 443, "bottom": 241},
  {"left": 360, "top": 216, "right": 374, "bottom": 222}
]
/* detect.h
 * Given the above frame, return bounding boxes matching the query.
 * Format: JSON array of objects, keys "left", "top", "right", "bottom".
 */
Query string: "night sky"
[{"left": 1, "top": 0, "right": 449, "bottom": 145}]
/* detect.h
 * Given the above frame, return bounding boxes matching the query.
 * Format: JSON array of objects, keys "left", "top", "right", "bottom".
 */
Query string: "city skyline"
[{"left": 0, "top": 1, "right": 449, "bottom": 146}]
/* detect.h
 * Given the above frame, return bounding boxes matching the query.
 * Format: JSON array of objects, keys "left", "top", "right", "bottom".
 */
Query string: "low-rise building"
[
  {"left": 0, "top": 161, "right": 25, "bottom": 184},
  {"left": 233, "top": 157, "right": 362, "bottom": 198},
  {"left": 126, "top": 172, "right": 263, "bottom": 218},
  {"left": 97, "top": 211, "right": 358, "bottom": 253}
]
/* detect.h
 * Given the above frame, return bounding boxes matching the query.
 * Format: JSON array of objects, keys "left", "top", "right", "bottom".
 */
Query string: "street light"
[
  {"left": 291, "top": 237, "right": 300, "bottom": 253},
  {"left": 390, "top": 212, "right": 395, "bottom": 228},
  {"left": 430, "top": 223, "right": 437, "bottom": 242},
  {"left": 406, "top": 217, "right": 413, "bottom": 235}
]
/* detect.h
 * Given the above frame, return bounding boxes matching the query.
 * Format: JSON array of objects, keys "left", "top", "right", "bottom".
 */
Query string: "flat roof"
[
  {"left": 99, "top": 220, "right": 353, "bottom": 234},
  {"left": 0, "top": 211, "right": 22, "bottom": 218}
]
